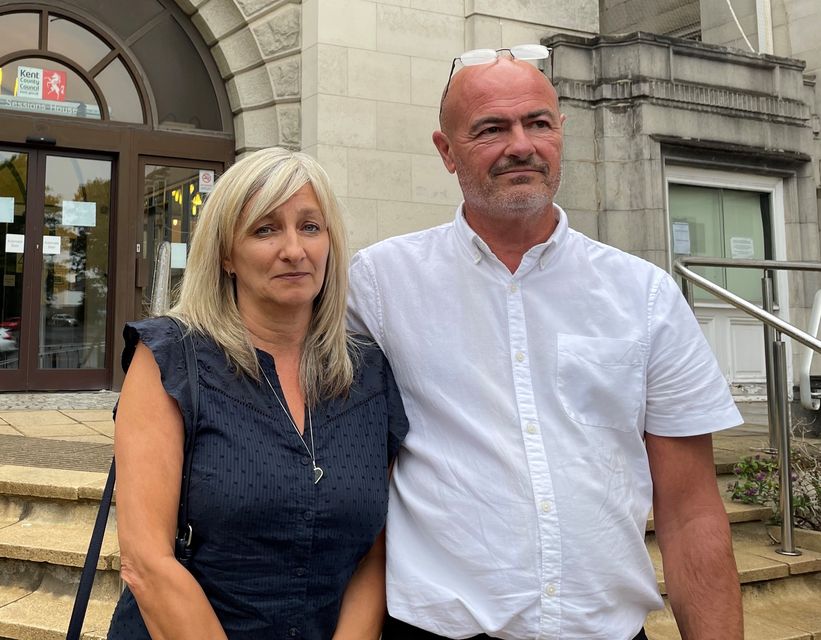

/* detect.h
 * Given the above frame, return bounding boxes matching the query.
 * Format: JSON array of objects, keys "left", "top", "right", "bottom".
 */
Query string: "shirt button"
[
  {"left": 288, "top": 628, "right": 299, "bottom": 637},
  {"left": 515, "top": 351, "right": 525, "bottom": 362},
  {"left": 526, "top": 422, "right": 537, "bottom": 434},
  {"left": 509, "top": 283, "right": 518, "bottom": 293},
  {"left": 301, "top": 456, "right": 310, "bottom": 465},
  {"left": 295, "top": 567, "right": 306, "bottom": 577},
  {"left": 545, "top": 584, "right": 556, "bottom": 596},
  {"left": 304, "top": 510, "right": 314, "bottom": 521},
  {"left": 540, "top": 500, "right": 552, "bottom": 513}
]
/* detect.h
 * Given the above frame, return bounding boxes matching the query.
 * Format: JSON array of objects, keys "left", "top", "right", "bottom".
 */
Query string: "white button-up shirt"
[{"left": 348, "top": 205, "right": 742, "bottom": 640}]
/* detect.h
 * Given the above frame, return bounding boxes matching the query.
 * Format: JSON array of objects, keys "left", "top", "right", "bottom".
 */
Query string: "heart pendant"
[{"left": 313, "top": 465, "right": 324, "bottom": 484}]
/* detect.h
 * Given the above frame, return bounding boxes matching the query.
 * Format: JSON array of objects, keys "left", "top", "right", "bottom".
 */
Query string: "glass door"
[
  {"left": 139, "top": 159, "right": 219, "bottom": 314},
  {"left": 0, "top": 149, "right": 27, "bottom": 372},
  {"left": 668, "top": 182, "right": 771, "bottom": 387},
  {"left": 669, "top": 184, "right": 769, "bottom": 301},
  {"left": 0, "top": 147, "right": 113, "bottom": 390}
]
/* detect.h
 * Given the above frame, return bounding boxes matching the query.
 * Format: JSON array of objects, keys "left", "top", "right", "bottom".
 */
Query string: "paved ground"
[
  {"left": 0, "top": 393, "right": 116, "bottom": 473},
  {"left": 0, "top": 391, "right": 118, "bottom": 411}
]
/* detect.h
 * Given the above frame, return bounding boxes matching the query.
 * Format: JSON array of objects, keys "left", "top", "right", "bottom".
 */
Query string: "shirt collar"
[{"left": 453, "top": 202, "right": 569, "bottom": 270}]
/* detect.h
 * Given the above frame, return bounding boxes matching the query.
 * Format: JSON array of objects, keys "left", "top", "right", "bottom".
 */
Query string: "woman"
[{"left": 107, "top": 148, "right": 408, "bottom": 639}]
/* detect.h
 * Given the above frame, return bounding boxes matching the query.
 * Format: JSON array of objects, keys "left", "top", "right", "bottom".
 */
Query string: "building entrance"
[{"left": 0, "top": 1, "right": 234, "bottom": 391}]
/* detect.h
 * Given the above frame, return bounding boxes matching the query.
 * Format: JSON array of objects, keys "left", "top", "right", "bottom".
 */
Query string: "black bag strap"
[
  {"left": 173, "top": 317, "right": 199, "bottom": 558},
  {"left": 66, "top": 318, "right": 199, "bottom": 639}
]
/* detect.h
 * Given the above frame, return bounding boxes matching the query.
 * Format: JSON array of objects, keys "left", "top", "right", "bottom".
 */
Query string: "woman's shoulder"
[
  {"left": 124, "top": 315, "right": 181, "bottom": 343},
  {"left": 121, "top": 316, "right": 186, "bottom": 372}
]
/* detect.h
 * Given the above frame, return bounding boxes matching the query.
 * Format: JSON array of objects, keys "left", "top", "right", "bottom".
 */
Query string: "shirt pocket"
[{"left": 556, "top": 334, "right": 645, "bottom": 432}]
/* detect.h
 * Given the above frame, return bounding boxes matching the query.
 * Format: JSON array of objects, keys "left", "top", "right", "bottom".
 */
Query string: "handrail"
[
  {"left": 675, "top": 260, "right": 821, "bottom": 353},
  {"left": 674, "top": 256, "right": 821, "bottom": 558}
]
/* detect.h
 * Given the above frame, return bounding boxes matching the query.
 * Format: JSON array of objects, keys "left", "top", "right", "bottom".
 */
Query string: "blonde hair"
[{"left": 168, "top": 147, "right": 354, "bottom": 406}]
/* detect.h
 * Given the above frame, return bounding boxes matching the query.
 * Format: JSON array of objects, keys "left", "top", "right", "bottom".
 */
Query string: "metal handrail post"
[
  {"left": 773, "top": 338, "right": 801, "bottom": 556},
  {"left": 681, "top": 277, "right": 694, "bottom": 310},
  {"left": 762, "top": 272, "right": 778, "bottom": 449}
]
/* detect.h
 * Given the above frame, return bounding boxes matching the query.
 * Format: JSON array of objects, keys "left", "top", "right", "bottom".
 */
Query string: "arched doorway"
[{"left": 0, "top": 1, "right": 234, "bottom": 390}]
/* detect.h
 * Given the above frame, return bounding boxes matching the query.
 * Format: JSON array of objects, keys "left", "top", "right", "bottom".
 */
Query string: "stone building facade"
[{"left": 0, "top": 0, "right": 819, "bottom": 391}]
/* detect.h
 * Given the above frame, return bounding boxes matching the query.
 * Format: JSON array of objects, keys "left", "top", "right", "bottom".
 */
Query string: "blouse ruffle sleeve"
[{"left": 121, "top": 316, "right": 197, "bottom": 440}]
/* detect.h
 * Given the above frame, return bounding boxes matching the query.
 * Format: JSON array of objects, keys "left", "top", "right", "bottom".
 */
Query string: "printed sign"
[
  {"left": 17, "top": 66, "right": 66, "bottom": 101},
  {"left": 0, "top": 95, "right": 99, "bottom": 119},
  {"left": 16, "top": 66, "right": 43, "bottom": 99},
  {"left": 672, "top": 222, "right": 691, "bottom": 255},
  {"left": 43, "top": 235, "right": 62, "bottom": 255},
  {"left": 730, "top": 237, "right": 755, "bottom": 259},
  {"left": 3, "top": 275, "right": 14, "bottom": 287},
  {"left": 4, "top": 233, "right": 24, "bottom": 254},
  {"left": 62, "top": 201, "right": 96, "bottom": 227},
  {"left": 42, "top": 70, "right": 67, "bottom": 101},
  {"left": 0, "top": 196, "right": 13, "bottom": 223},
  {"left": 171, "top": 242, "right": 187, "bottom": 269},
  {"left": 198, "top": 170, "right": 215, "bottom": 193}
]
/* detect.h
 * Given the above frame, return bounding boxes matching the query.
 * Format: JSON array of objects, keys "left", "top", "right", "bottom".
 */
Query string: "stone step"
[
  {"left": 0, "top": 496, "right": 118, "bottom": 571},
  {"left": 0, "top": 558, "right": 118, "bottom": 640},
  {"left": 645, "top": 575, "right": 821, "bottom": 640},
  {"left": 646, "top": 521, "right": 821, "bottom": 595},
  {"left": 0, "top": 466, "right": 110, "bottom": 503},
  {"left": 0, "top": 466, "right": 117, "bottom": 571}
]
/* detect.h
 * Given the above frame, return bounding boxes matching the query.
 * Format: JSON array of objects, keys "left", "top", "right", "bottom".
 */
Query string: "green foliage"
[{"left": 728, "top": 442, "right": 821, "bottom": 531}]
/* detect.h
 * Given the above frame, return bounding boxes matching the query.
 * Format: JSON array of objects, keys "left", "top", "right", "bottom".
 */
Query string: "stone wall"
[
  {"left": 300, "top": 0, "right": 598, "bottom": 252},
  {"left": 172, "top": 0, "right": 599, "bottom": 251},
  {"left": 175, "top": 0, "right": 302, "bottom": 153},
  {"left": 701, "top": 0, "right": 821, "bottom": 187},
  {"left": 600, "top": 0, "right": 700, "bottom": 37},
  {"left": 547, "top": 32, "right": 814, "bottom": 265}
]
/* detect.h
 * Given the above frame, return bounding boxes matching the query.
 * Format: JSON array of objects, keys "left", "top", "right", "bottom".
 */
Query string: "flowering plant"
[{"left": 728, "top": 441, "right": 821, "bottom": 531}]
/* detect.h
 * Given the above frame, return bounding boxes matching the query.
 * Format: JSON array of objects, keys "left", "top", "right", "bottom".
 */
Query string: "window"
[
  {"left": 0, "top": 10, "right": 145, "bottom": 123},
  {"left": 669, "top": 184, "right": 770, "bottom": 302}
]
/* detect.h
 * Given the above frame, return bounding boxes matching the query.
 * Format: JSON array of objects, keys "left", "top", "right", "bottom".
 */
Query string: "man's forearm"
[{"left": 658, "top": 513, "right": 742, "bottom": 639}]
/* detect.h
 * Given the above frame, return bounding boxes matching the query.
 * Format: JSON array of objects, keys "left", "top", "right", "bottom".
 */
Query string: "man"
[{"left": 348, "top": 48, "right": 743, "bottom": 640}]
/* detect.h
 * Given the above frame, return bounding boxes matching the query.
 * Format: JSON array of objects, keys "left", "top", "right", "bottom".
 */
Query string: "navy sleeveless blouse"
[{"left": 107, "top": 317, "right": 409, "bottom": 639}]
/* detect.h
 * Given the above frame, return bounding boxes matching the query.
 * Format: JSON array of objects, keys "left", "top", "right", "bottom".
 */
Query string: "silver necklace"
[{"left": 260, "top": 369, "right": 323, "bottom": 484}]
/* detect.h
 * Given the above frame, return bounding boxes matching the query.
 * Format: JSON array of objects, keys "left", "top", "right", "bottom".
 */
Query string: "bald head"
[
  {"left": 438, "top": 58, "right": 558, "bottom": 134},
  {"left": 431, "top": 56, "right": 566, "bottom": 228}
]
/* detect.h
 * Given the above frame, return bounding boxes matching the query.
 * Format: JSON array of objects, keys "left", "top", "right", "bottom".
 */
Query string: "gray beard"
[{"left": 457, "top": 160, "right": 562, "bottom": 220}]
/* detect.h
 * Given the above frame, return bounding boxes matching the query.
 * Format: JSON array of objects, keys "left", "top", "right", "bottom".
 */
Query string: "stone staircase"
[
  {"left": 0, "top": 423, "right": 816, "bottom": 638},
  {"left": 645, "top": 477, "right": 821, "bottom": 639},
  {"left": 0, "top": 465, "right": 118, "bottom": 639}
]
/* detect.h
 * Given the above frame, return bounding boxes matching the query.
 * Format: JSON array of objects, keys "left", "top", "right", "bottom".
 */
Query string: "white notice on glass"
[
  {"left": 672, "top": 222, "right": 691, "bottom": 254},
  {"left": 171, "top": 243, "right": 187, "bottom": 269},
  {"left": 43, "top": 235, "right": 61, "bottom": 255},
  {"left": 62, "top": 200, "right": 96, "bottom": 227},
  {"left": 0, "top": 196, "right": 13, "bottom": 223},
  {"left": 4, "top": 233, "right": 24, "bottom": 253},
  {"left": 730, "top": 237, "right": 755, "bottom": 259},
  {"left": 3, "top": 275, "right": 14, "bottom": 287}
]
